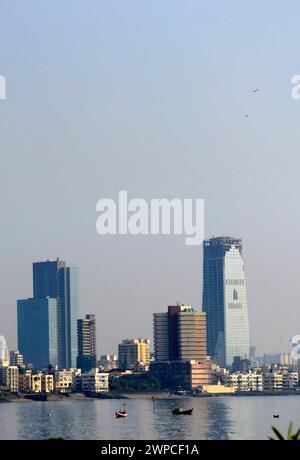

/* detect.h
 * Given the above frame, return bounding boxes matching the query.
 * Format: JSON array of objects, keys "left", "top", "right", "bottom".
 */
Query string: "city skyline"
[
  {"left": 5, "top": 242, "right": 293, "bottom": 363},
  {"left": 0, "top": 239, "right": 295, "bottom": 359}
]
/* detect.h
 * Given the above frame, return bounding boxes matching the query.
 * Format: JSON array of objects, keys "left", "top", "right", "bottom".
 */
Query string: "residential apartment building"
[
  {"left": 77, "top": 314, "right": 97, "bottom": 373},
  {"left": 78, "top": 369, "right": 109, "bottom": 393},
  {"left": 118, "top": 339, "right": 150, "bottom": 370}
]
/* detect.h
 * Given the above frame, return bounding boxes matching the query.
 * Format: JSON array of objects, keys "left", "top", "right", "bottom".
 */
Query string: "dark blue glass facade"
[
  {"left": 33, "top": 259, "right": 65, "bottom": 298},
  {"left": 17, "top": 298, "right": 58, "bottom": 369}
]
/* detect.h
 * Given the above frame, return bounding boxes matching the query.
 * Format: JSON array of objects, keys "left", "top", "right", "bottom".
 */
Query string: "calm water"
[{"left": 0, "top": 395, "right": 300, "bottom": 440}]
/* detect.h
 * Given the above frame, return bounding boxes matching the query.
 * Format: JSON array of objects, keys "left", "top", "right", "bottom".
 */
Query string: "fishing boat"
[
  {"left": 172, "top": 407, "right": 193, "bottom": 415},
  {"left": 115, "top": 410, "right": 128, "bottom": 418}
]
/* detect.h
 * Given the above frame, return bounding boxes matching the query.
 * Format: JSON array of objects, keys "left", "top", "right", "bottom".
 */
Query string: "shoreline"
[{"left": 1, "top": 390, "right": 300, "bottom": 403}]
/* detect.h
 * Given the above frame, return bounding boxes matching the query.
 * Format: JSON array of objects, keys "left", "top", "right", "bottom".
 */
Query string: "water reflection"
[{"left": 0, "top": 395, "right": 300, "bottom": 440}]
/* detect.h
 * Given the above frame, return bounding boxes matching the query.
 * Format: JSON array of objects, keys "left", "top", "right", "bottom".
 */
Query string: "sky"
[{"left": 0, "top": 0, "right": 300, "bottom": 356}]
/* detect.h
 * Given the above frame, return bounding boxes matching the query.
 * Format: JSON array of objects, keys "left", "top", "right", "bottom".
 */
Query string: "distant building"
[
  {"left": 98, "top": 355, "right": 117, "bottom": 371},
  {"left": 150, "top": 360, "right": 212, "bottom": 390},
  {"left": 17, "top": 297, "right": 58, "bottom": 369},
  {"left": 57, "top": 266, "right": 80, "bottom": 369},
  {"left": 54, "top": 369, "right": 79, "bottom": 393},
  {"left": 224, "top": 372, "right": 263, "bottom": 392},
  {"left": 77, "top": 314, "right": 97, "bottom": 373},
  {"left": 10, "top": 350, "right": 24, "bottom": 367},
  {"left": 0, "top": 335, "right": 9, "bottom": 367},
  {"left": 231, "top": 356, "right": 251, "bottom": 373},
  {"left": 18, "top": 370, "right": 33, "bottom": 393},
  {"left": 0, "top": 366, "right": 19, "bottom": 392},
  {"left": 264, "top": 372, "right": 283, "bottom": 391},
  {"left": 202, "top": 384, "right": 236, "bottom": 394},
  {"left": 118, "top": 339, "right": 150, "bottom": 370},
  {"left": 153, "top": 305, "right": 207, "bottom": 363},
  {"left": 78, "top": 369, "right": 109, "bottom": 393},
  {"left": 33, "top": 259, "right": 66, "bottom": 298},
  {"left": 283, "top": 372, "right": 298, "bottom": 389},
  {"left": 153, "top": 313, "right": 170, "bottom": 361},
  {"left": 202, "top": 237, "right": 250, "bottom": 367},
  {"left": 41, "top": 374, "right": 54, "bottom": 393}
]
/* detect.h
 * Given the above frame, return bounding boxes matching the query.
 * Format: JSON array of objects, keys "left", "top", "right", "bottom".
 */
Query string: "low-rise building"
[
  {"left": 150, "top": 360, "right": 212, "bottom": 390},
  {"left": 264, "top": 372, "right": 283, "bottom": 391},
  {"left": 202, "top": 384, "right": 236, "bottom": 394},
  {"left": 31, "top": 373, "right": 42, "bottom": 393},
  {"left": 0, "top": 365, "right": 19, "bottom": 392},
  {"left": 98, "top": 355, "right": 118, "bottom": 372},
  {"left": 41, "top": 374, "right": 54, "bottom": 393},
  {"left": 282, "top": 372, "right": 298, "bottom": 389},
  {"left": 79, "top": 369, "right": 109, "bottom": 393},
  {"left": 18, "top": 370, "right": 32, "bottom": 392},
  {"left": 9, "top": 350, "right": 24, "bottom": 367},
  {"left": 224, "top": 372, "right": 263, "bottom": 392},
  {"left": 55, "top": 369, "right": 79, "bottom": 393}
]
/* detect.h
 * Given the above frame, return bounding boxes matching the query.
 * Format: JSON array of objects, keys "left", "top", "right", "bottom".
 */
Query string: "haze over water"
[{"left": 1, "top": 396, "right": 300, "bottom": 440}]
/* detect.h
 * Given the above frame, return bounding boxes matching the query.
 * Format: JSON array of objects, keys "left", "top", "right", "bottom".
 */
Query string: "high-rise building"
[
  {"left": 77, "top": 314, "right": 97, "bottom": 373},
  {"left": 202, "top": 236, "right": 250, "bottom": 367},
  {"left": 33, "top": 259, "right": 65, "bottom": 299},
  {"left": 57, "top": 266, "right": 80, "bottom": 369},
  {"left": 153, "top": 313, "right": 169, "bottom": 361},
  {"left": 17, "top": 298, "right": 58, "bottom": 369},
  {"left": 118, "top": 338, "right": 150, "bottom": 370},
  {"left": 0, "top": 335, "right": 9, "bottom": 367},
  {"left": 153, "top": 305, "right": 207, "bottom": 363}
]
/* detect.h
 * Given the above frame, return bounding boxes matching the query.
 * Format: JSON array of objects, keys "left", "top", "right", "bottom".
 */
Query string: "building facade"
[
  {"left": 33, "top": 259, "right": 66, "bottom": 298},
  {"left": 202, "top": 237, "right": 250, "bottom": 367},
  {"left": 78, "top": 369, "right": 109, "bottom": 393},
  {"left": 153, "top": 305, "right": 207, "bottom": 363},
  {"left": 118, "top": 339, "right": 150, "bottom": 370},
  {"left": 10, "top": 350, "right": 24, "bottom": 367},
  {"left": 17, "top": 297, "right": 58, "bottom": 369},
  {"left": 57, "top": 266, "right": 80, "bottom": 369},
  {"left": 150, "top": 360, "right": 212, "bottom": 390},
  {"left": 77, "top": 314, "right": 97, "bottom": 372}
]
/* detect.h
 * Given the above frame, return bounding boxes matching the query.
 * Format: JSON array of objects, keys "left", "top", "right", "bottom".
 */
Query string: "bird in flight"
[
  {"left": 252, "top": 89, "right": 258, "bottom": 93},
  {"left": 244, "top": 114, "right": 249, "bottom": 118}
]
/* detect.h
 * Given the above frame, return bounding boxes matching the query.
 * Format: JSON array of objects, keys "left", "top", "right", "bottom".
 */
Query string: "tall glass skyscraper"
[
  {"left": 202, "top": 237, "right": 250, "bottom": 367},
  {"left": 33, "top": 259, "right": 66, "bottom": 298},
  {"left": 17, "top": 298, "right": 58, "bottom": 369},
  {"left": 17, "top": 259, "right": 79, "bottom": 370},
  {"left": 57, "top": 266, "right": 79, "bottom": 369}
]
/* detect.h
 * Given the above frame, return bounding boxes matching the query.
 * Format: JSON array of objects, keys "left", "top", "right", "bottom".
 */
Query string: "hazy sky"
[{"left": 1, "top": 0, "right": 300, "bottom": 356}]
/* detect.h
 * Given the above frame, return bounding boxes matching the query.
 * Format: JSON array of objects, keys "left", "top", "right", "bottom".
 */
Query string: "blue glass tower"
[
  {"left": 33, "top": 259, "right": 65, "bottom": 298},
  {"left": 202, "top": 237, "right": 250, "bottom": 367},
  {"left": 17, "top": 298, "right": 58, "bottom": 369},
  {"left": 57, "top": 267, "right": 79, "bottom": 369}
]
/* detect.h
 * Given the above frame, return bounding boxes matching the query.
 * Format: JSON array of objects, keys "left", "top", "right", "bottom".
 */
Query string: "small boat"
[
  {"left": 172, "top": 407, "right": 193, "bottom": 415},
  {"left": 273, "top": 414, "right": 279, "bottom": 418},
  {"left": 115, "top": 410, "right": 128, "bottom": 418}
]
